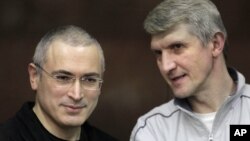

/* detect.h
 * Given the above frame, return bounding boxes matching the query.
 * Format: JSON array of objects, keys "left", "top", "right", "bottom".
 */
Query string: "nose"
[
  {"left": 158, "top": 51, "right": 176, "bottom": 73},
  {"left": 67, "top": 79, "right": 83, "bottom": 101}
]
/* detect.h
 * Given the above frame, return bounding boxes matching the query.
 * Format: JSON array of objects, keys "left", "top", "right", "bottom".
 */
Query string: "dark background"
[{"left": 0, "top": 0, "right": 249, "bottom": 140}]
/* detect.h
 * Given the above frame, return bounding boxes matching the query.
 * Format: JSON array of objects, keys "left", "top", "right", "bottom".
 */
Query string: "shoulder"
[
  {"left": 0, "top": 118, "right": 19, "bottom": 141},
  {"left": 137, "top": 99, "right": 179, "bottom": 124},
  {"left": 241, "top": 84, "right": 250, "bottom": 97},
  {"left": 83, "top": 122, "right": 118, "bottom": 141},
  {"left": 0, "top": 102, "right": 37, "bottom": 141},
  {"left": 234, "top": 69, "right": 250, "bottom": 98},
  {"left": 130, "top": 100, "right": 180, "bottom": 141}
]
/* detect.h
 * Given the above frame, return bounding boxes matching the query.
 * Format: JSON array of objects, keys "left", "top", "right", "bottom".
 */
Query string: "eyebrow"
[
  {"left": 51, "top": 70, "right": 101, "bottom": 77},
  {"left": 83, "top": 73, "right": 101, "bottom": 78},
  {"left": 51, "top": 70, "right": 73, "bottom": 76}
]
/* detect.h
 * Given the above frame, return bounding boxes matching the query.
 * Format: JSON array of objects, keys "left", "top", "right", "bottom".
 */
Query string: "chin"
[
  {"left": 62, "top": 120, "right": 85, "bottom": 127},
  {"left": 173, "top": 91, "right": 190, "bottom": 99},
  {"left": 61, "top": 116, "right": 87, "bottom": 127}
]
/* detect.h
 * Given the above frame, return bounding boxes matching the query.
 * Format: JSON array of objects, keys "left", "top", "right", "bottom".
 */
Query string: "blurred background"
[{"left": 0, "top": 0, "right": 249, "bottom": 140}]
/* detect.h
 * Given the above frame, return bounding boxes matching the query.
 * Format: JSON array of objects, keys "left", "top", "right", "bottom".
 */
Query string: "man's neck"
[{"left": 188, "top": 64, "right": 235, "bottom": 113}]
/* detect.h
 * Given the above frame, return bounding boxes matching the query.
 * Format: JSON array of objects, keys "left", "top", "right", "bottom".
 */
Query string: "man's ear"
[
  {"left": 211, "top": 32, "right": 226, "bottom": 58},
  {"left": 28, "top": 63, "right": 39, "bottom": 90}
]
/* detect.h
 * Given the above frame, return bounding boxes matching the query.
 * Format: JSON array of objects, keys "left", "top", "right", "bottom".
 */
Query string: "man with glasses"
[{"left": 0, "top": 25, "right": 117, "bottom": 141}]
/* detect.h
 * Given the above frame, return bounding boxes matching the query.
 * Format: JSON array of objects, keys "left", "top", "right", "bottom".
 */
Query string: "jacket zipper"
[{"left": 208, "top": 133, "right": 213, "bottom": 141}]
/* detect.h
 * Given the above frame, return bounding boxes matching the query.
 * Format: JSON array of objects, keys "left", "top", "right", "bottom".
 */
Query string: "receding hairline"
[{"left": 33, "top": 25, "right": 105, "bottom": 72}]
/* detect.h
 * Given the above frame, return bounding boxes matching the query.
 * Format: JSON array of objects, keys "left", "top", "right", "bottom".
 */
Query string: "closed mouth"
[{"left": 63, "top": 103, "right": 87, "bottom": 110}]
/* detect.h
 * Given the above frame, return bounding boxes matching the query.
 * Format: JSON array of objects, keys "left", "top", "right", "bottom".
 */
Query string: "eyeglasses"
[{"left": 34, "top": 63, "right": 103, "bottom": 91}]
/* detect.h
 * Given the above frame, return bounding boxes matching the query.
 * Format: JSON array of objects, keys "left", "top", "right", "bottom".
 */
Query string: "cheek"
[
  {"left": 87, "top": 91, "right": 100, "bottom": 100},
  {"left": 46, "top": 85, "right": 66, "bottom": 98},
  {"left": 157, "top": 60, "right": 165, "bottom": 74},
  {"left": 35, "top": 83, "right": 61, "bottom": 112},
  {"left": 188, "top": 53, "right": 213, "bottom": 82},
  {"left": 86, "top": 91, "right": 100, "bottom": 108},
  {"left": 38, "top": 83, "right": 66, "bottom": 103},
  {"left": 86, "top": 92, "right": 100, "bottom": 114},
  {"left": 182, "top": 49, "right": 211, "bottom": 69},
  {"left": 196, "top": 51, "right": 213, "bottom": 69}
]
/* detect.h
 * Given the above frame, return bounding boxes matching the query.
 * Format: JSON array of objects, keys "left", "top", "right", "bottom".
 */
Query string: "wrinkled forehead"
[
  {"left": 151, "top": 24, "right": 194, "bottom": 46},
  {"left": 45, "top": 39, "right": 98, "bottom": 61},
  {"left": 47, "top": 40, "right": 100, "bottom": 67}
]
